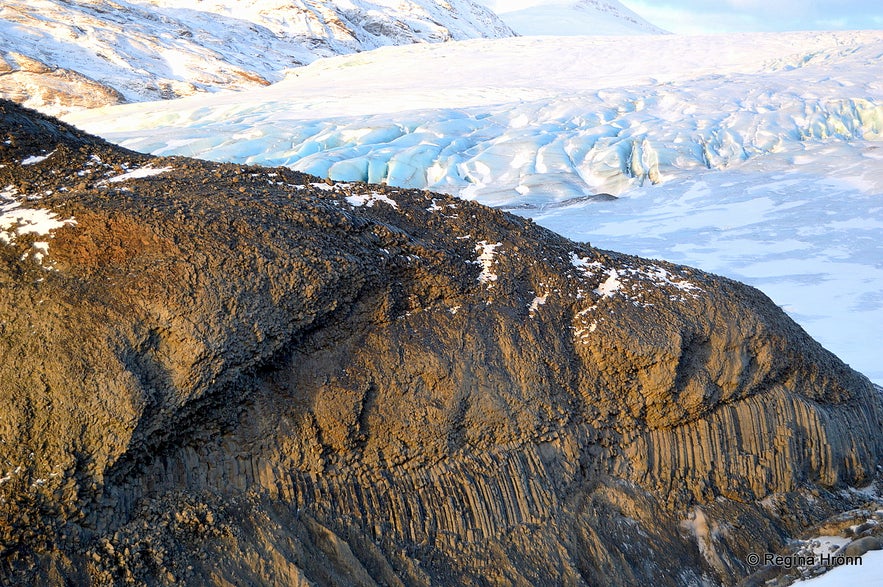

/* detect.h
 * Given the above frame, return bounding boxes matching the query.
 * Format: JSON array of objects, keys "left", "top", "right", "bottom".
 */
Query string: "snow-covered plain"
[{"left": 65, "top": 31, "right": 883, "bottom": 384}]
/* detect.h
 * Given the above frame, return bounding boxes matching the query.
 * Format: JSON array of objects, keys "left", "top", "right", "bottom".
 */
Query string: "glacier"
[{"left": 65, "top": 31, "right": 883, "bottom": 384}]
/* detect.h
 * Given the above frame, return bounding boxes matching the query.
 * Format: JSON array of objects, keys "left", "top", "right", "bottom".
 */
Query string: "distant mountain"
[
  {"left": 476, "top": 0, "right": 668, "bottom": 35},
  {"left": 0, "top": 0, "right": 668, "bottom": 115},
  {"left": 0, "top": 0, "right": 512, "bottom": 114}
]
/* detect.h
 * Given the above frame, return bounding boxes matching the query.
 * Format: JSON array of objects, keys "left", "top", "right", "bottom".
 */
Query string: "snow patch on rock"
[
  {"left": 594, "top": 268, "right": 622, "bottom": 298},
  {"left": 1, "top": 184, "right": 76, "bottom": 265},
  {"left": 21, "top": 151, "right": 55, "bottom": 166},
  {"left": 107, "top": 165, "right": 173, "bottom": 183},
  {"left": 346, "top": 191, "right": 399, "bottom": 209},
  {"left": 473, "top": 240, "right": 502, "bottom": 285},
  {"left": 528, "top": 293, "right": 547, "bottom": 314},
  {"left": 570, "top": 252, "right": 603, "bottom": 272}
]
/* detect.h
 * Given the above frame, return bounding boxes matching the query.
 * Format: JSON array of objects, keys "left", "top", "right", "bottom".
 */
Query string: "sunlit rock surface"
[{"left": 1, "top": 100, "right": 882, "bottom": 586}]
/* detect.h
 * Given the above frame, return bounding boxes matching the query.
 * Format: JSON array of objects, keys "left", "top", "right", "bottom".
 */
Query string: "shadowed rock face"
[{"left": 0, "top": 99, "right": 881, "bottom": 586}]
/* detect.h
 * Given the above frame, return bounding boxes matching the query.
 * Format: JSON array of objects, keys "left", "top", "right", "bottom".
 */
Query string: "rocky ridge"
[{"left": 1, "top": 99, "right": 882, "bottom": 585}]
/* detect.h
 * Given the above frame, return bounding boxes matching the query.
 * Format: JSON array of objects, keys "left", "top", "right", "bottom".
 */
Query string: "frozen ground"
[{"left": 65, "top": 31, "right": 883, "bottom": 384}]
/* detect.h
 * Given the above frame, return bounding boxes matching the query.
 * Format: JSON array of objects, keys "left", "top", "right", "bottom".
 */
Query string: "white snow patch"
[
  {"left": 345, "top": 192, "right": 399, "bottom": 209},
  {"left": 0, "top": 206, "right": 76, "bottom": 244},
  {"left": 570, "top": 252, "right": 603, "bottom": 272},
  {"left": 806, "top": 536, "right": 851, "bottom": 558},
  {"left": 474, "top": 241, "right": 502, "bottom": 285},
  {"left": 0, "top": 190, "right": 76, "bottom": 263},
  {"left": 634, "top": 266, "right": 698, "bottom": 291},
  {"left": 21, "top": 151, "right": 55, "bottom": 166},
  {"left": 528, "top": 294, "right": 547, "bottom": 314},
  {"left": 30, "top": 241, "right": 50, "bottom": 264},
  {"left": 759, "top": 494, "right": 780, "bottom": 509},
  {"left": 594, "top": 268, "right": 622, "bottom": 298},
  {"left": 846, "top": 482, "right": 881, "bottom": 499},
  {"left": 427, "top": 198, "right": 457, "bottom": 212},
  {"left": 107, "top": 165, "right": 172, "bottom": 183}
]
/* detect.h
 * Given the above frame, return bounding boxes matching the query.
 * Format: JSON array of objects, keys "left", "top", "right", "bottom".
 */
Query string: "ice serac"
[
  {"left": 0, "top": 0, "right": 512, "bottom": 115},
  {"left": 1, "top": 99, "right": 882, "bottom": 586}
]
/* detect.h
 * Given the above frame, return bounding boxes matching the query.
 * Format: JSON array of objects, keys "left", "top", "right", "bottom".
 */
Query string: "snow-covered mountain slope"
[
  {"left": 476, "top": 0, "right": 667, "bottom": 35},
  {"left": 0, "top": 0, "right": 511, "bottom": 115},
  {"left": 65, "top": 31, "right": 883, "bottom": 385}
]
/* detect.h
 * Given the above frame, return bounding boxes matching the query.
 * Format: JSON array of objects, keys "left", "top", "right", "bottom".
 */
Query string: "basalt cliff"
[{"left": 1, "top": 100, "right": 882, "bottom": 586}]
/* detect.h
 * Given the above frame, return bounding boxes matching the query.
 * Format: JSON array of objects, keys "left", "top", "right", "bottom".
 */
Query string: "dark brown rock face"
[{"left": 1, "top": 99, "right": 881, "bottom": 586}]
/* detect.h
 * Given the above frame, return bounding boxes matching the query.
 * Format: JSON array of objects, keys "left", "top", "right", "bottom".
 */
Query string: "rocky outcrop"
[
  {"left": 0, "top": 52, "right": 125, "bottom": 113},
  {"left": 1, "top": 99, "right": 882, "bottom": 586}
]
